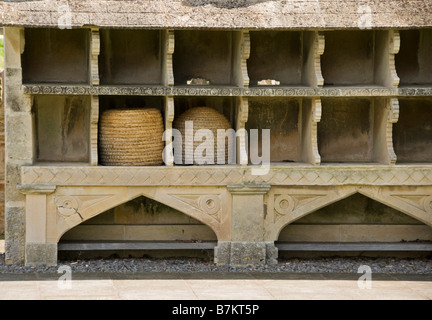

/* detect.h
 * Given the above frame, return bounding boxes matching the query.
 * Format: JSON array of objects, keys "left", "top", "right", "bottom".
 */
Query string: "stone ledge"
[
  {"left": 21, "top": 85, "right": 432, "bottom": 97},
  {"left": 21, "top": 165, "right": 432, "bottom": 186},
  {"left": 0, "top": 0, "right": 432, "bottom": 29}
]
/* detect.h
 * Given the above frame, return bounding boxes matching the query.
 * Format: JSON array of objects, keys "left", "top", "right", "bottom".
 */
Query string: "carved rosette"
[
  {"left": 274, "top": 194, "right": 295, "bottom": 219},
  {"left": 200, "top": 195, "right": 221, "bottom": 219},
  {"left": 170, "top": 194, "right": 222, "bottom": 222},
  {"left": 424, "top": 195, "right": 432, "bottom": 214},
  {"left": 269, "top": 189, "right": 334, "bottom": 224},
  {"left": 55, "top": 196, "right": 83, "bottom": 221}
]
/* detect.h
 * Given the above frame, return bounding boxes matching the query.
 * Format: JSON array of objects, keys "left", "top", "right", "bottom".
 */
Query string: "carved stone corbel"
[
  {"left": 164, "top": 96, "right": 175, "bottom": 166},
  {"left": 373, "top": 98, "right": 399, "bottom": 165},
  {"left": 90, "top": 95, "right": 99, "bottom": 166},
  {"left": 236, "top": 96, "right": 249, "bottom": 165},
  {"left": 303, "top": 31, "right": 325, "bottom": 87},
  {"left": 301, "top": 98, "right": 322, "bottom": 165},
  {"left": 163, "top": 30, "right": 175, "bottom": 86},
  {"left": 90, "top": 28, "right": 100, "bottom": 86}
]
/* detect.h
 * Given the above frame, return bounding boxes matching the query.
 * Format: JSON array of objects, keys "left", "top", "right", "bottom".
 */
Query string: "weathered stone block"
[
  {"left": 25, "top": 243, "right": 57, "bottom": 266},
  {"left": 215, "top": 241, "right": 277, "bottom": 266},
  {"left": 230, "top": 242, "right": 266, "bottom": 266},
  {"left": 265, "top": 241, "right": 278, "bottom": 265},
  {"left": 214, "top": 241, "right": 230, "bottom": 265},
  {"left": 5, "top": 206, "right": 25, "bottom": 264}
]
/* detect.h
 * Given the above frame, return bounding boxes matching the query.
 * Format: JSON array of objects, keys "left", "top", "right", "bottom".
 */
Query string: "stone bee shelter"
[{"left": 1, "top": 0, "right": 432, "bottom": 266}]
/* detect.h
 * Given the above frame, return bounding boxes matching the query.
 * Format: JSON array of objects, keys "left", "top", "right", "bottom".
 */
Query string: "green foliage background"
[{"left": 0, "top": 36, "right": 4, "bottom": 69}]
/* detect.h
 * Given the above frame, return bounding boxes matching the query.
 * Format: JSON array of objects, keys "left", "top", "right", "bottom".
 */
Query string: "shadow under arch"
[
  {"left": 53, "top": 186, "right": 229, "bottom": 243},
  {"left": 269, "top": 186, "right": 432, "bottom": 241}
]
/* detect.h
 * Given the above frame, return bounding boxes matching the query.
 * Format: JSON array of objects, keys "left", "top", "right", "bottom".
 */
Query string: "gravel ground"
[{"left": 1, "top": 254, "right": 431, "bottom": 274}]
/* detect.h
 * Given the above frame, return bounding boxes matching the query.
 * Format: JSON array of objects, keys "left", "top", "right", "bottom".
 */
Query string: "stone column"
[
  {"left": 214, "top": 184, "right": 278, "bottom": 266},
  {"left": 18, "top": 186, "right": 57, "bottom": 266},
  {"left": 4, "top": 27, "right": 34, "bottom": 264}
]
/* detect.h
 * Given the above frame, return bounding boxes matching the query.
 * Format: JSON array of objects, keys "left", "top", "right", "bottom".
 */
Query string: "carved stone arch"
[
  {"left": 266, "top": 186, "right": 358, "bottom": 241},
  {"left": 267, "top": 185, "right": 432, "bottom": 242},
  {"left": 355, "top": 186, "right": 432, "bottom": 229},
  {"left": 51, "top": 186, "right": 231, "bottom": 243}
]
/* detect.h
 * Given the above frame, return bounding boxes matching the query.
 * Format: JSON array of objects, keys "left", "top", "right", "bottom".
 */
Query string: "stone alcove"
[
  {"left": 59, "top": 195, "right": 217, "bottom": 258},
  {"left": 272, "top": 192, "right": 432, "bottom": 257}
]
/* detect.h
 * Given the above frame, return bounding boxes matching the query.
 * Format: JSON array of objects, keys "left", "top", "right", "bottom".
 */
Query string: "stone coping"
[
  {"left": 21, "top": 165, "right": 432, "bottom": 186},
  {"left": 0, "top": 0, "right": 431, "bottom": 29},
  {"left": 21, "top": 84, "right": 432, "bottom": 97}
]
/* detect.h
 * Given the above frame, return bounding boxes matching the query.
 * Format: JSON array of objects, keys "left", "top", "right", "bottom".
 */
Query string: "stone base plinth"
[
  {"left": 214, "top": 241, "right": 278, "bottom": 266},
  {"left": 25, "top": 243, "right": 57, "bottom": 267}
]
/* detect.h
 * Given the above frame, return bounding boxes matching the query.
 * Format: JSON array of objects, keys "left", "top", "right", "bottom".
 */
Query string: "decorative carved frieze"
[
  {"left": 23, "top": 85, "right": 432, "bottom": 97},
  {"left": 22, "top": 166, "right": 432, "bottom": 187}
]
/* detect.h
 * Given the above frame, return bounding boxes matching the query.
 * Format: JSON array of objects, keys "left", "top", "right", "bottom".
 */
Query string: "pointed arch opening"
[
  {"left": 277, "top": 193, "right": 432, "bottom": 258},
  {"left": 58, "top": 195, "right": 218, "bottom": 259}
]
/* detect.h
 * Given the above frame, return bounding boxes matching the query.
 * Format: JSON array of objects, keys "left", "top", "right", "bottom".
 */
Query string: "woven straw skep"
[
  {"left": 99, "top": 108, "right": 165, "bottom": 166},
  {"left": 173, "top": 106, "right": 234, "bottom": 165}
]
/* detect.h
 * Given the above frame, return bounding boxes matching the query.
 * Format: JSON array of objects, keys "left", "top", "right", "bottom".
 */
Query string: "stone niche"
[
  {"left": 246, "top": 97, "right": 301, "bottom": 163},
  {"left": 396, "top": 30, "right": 432, "bottom": 86},
  {"left": 248, "top": 31, "right": 303, "bottom": 86},
  {"left": 393, "top": 98, "right": 432, "bottom": 163},
  {"left": 318, "top": 97, "right": 391, "bottom": 164},
  {"left": 322, "top": 30, "right": 391, "bottom": 87},
  {"left": 34, "top": 95, "right": 90, "bottom": 163},
  {"left": 22, "top": 28, "right": 89, "bottom": 84},
  {"left": 173, "top": 30, "right": 239, "bottom": 86},
  {"left": 99, "top": 29, "right": 164, "bottom": 85}
]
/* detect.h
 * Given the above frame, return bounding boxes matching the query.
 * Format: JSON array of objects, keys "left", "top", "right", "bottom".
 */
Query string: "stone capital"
[
  {"left": 227, "top": 184, "right": 271, "bottom": 195},
  {"left": 17, "top": 185, "right": 57, "bottom": 195}
]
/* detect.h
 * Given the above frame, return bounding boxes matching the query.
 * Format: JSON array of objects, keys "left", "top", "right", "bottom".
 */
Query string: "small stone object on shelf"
[
  {"left": 257, "top": 79, "right": 281, "bottom": 86},
  {"left": 186, "top": 77, "right": 211, "bottom": 85}
]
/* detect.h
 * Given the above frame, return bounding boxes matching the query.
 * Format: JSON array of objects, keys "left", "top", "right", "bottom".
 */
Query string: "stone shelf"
[
  {"left": 22, "top": 84, "right": 432, "bottom": 97},
  {"left": 21, "top": 165, "right": 432, "bottom": 187}
]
